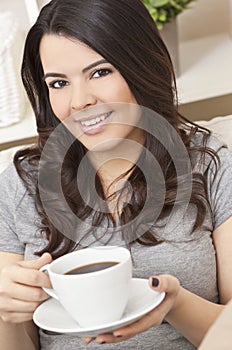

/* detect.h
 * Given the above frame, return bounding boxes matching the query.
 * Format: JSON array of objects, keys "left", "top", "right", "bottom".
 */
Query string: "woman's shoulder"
[
  {"left": 189, "top": 132, "right": 232, "bottom": 175},
  {"left": 0, "top": 162, "right": 26, "bottom": 198},
  {"left": 0, "top": 161, "right": 22, "bottom": 182},
  {"left": 190, "top": 132, "right": 228, "bottom": 153},
  {"left": 0, "top": 157, "right": 37, "bottom": 200},
  {"left": 190, "top": 131, "right": 232, "bottom": 160}
]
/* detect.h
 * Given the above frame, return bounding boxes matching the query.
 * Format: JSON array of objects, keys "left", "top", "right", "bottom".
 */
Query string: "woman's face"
[{"left": 39, "top": 34, "right": 144, "bottom": 151}]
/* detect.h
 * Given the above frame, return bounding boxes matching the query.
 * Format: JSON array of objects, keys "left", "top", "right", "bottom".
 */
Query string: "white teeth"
[{"left": 81, "top": 113, "right": 110, "bottom": 127}]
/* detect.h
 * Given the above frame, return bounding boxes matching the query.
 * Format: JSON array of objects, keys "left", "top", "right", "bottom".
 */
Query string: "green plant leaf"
[
  {"left": 158, "top": 9, "right": 167, "bottom": 21},
  {"left": 149, "top": 8, "right": 159, "bottom": 20},
  {"left": 142, "top": 0, "right": 150, "bottom": 5},
  {"left": 169, "top": 0, "right": 184, "bottom": 11},
  {"left": 141, "top": 0, "right": 198, "bottom": 26},
  {"left": 150, "top": 0, "right": 170, "bottom": 8}
]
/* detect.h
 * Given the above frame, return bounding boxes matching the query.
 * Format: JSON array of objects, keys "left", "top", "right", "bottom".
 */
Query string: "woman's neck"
[
  {"left": 88, "top": 138, "right": 144, "bottom": 218},
  {"left": 89, "top": 138, "right": 143, "bottom": 187}
]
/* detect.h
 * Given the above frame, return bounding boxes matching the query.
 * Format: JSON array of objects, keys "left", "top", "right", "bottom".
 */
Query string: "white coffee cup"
[{"left": 40, "top": 246, "right": 132, "bottom": 328}]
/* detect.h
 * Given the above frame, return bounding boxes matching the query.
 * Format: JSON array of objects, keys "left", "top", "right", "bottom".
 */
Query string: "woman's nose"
[{"left": 71, "top": 84, "right": 97, "bottom": 111}]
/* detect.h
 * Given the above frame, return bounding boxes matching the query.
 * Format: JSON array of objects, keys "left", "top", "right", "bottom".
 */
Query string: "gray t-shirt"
[{"left": 0, "top": 135, "right": 232, "bottom": 350}]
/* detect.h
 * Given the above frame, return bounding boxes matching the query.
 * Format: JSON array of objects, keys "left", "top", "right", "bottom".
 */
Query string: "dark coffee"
[{"left": 65, "top": 261, "right": 119, "bottom": 275}]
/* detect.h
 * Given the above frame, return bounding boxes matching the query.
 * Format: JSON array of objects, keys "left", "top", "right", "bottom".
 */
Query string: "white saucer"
[{"left": 33, "top": 278, "right": 165, "bottom": 337}]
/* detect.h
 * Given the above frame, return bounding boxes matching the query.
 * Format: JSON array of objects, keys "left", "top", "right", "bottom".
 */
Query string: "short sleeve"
[
  {"left": 0, "top": 163, "right": 25, "bottom": 254},
  {"left": 206, "top": 146, "right": 232, "bottom": 229}
]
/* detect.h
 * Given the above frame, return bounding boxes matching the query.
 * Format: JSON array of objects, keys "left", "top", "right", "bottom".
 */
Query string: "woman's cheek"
[{"left": 49, "top": 94, "right": 69, "bottom": 121}]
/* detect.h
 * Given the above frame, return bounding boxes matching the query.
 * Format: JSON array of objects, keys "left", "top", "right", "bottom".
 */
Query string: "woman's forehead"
[{"left": 39, "top": 34, "right": 104, "bottom": 71}]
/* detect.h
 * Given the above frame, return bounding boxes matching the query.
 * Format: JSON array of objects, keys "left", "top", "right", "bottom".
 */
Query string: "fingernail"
[{"left": 152, "top": 277, "right": 159, "bottom": 287}]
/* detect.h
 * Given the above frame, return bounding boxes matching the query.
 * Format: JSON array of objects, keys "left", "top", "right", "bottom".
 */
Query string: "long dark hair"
[{"left": 14, "top": 0, "right": 217, "bottom": 258}]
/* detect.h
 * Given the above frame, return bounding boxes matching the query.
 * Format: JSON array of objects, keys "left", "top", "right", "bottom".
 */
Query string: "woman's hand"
[
  {"left": 83, "top": 274, "right": 180, "bottom": 345},
  {"left": 0, "top": 253, "right": 52, "bottom": 324}
]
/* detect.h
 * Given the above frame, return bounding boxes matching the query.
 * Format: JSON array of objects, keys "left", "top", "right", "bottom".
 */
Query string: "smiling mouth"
[{"left": 80, "top": 111, "right": 112, "bottom": 127}]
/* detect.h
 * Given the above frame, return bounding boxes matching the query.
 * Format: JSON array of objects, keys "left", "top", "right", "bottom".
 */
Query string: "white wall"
[{"left": 178, "top": 0, "right": 230, "bottom": 41}]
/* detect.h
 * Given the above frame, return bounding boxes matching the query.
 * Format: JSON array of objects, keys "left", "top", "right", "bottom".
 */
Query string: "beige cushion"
[{"left": 0, "top": 115, "right": 232, "bottom": 174}]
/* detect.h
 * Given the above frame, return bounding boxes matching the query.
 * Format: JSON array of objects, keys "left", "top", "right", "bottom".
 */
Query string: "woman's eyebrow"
[
  {"left": 43, "top": 73, "right": 67, "bottom": 80},
  {"left": 43, "top": 59, "right": 108, "bottom": 80},
  {"left": 82, "top": 59, "right": 108, "bottom": 73}
]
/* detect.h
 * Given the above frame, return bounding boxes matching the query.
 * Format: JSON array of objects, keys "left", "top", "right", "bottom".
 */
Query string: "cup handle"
[{"left": 40, "top": 264, "right": 58, "bottom": 300}]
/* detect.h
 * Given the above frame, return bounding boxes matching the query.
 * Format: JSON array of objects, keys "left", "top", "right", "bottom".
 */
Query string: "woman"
[{"left": 0, "top": 0, "right": 232, "bottom": 349}]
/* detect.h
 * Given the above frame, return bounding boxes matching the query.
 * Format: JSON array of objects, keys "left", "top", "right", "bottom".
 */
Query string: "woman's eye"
[
  {"left": 91, "top": 68, "right": 112, "bottom": 79},
  {"left": 48, "top": 80, "right": 69, "bottom": 89}
]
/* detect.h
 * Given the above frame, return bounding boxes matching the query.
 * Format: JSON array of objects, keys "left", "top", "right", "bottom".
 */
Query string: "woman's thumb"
[{"left": 17, "top": 252, "right": 52, "bottom": 270}]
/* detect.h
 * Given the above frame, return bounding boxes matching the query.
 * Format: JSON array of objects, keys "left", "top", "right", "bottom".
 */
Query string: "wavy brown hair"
[{"left": 14, "top": 0, "right": 218, "bottom": 258}]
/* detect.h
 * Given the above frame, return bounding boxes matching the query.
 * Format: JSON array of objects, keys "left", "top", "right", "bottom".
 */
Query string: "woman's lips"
[{"left": 77, "top": 111, "right": 113, "bottom": 135}]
